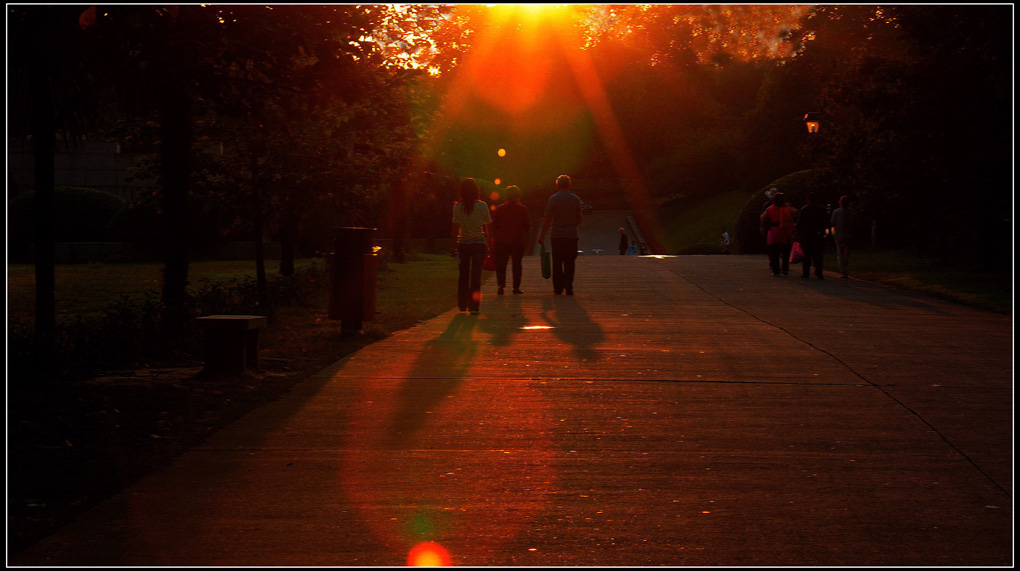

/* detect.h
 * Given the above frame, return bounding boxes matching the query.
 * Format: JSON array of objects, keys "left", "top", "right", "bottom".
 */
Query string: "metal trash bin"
[{"left": 328, "top": 227, "right": 377, "bottom": 333}]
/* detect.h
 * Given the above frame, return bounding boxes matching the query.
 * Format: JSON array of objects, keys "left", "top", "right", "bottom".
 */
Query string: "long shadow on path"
[
  {"left": 539, "top": 295, "right": 605, "bottom": 363},
  {"left": 383, "top": 313, "right": 479, "bottom": 448}
]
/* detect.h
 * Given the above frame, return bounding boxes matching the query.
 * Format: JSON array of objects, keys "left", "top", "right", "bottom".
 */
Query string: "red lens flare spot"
[
  {"left": 489, "top": 191, "right": 501, "bottom": 202},
  {"left": 494, "top": 178, "right": 501, "bottom": 186},
  {"left": 408, "top": 541, "right": 451, "bottom": 567}
]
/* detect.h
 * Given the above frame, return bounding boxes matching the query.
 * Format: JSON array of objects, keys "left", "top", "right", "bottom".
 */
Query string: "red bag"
[{"left": 789, "top": 241, "right": 804, "bottom": 264}]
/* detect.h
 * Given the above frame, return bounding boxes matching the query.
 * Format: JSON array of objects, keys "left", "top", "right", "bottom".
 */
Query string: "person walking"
[
  {"left": 452, "top": 178, "right": 491, "bottom": 314},
  {"left": 795, "top": 192, "right": 828, "bottom": 279},
  {"left": 537, "top": 174, "right": 582, "bottom": 295},
  {"left": 491, "top": 185, "right": 530, "bottom": 295},
  {"left": 830, "top": 195, "right": 856, "bottom": 278},
  {"left": 618, "top": 227, "right": 629, "bottom": 255},
  {"left": 760, "top": 192, "right": 798, "bottom": 276},
  {"left": 720, "top": 227, "right": 730, "bottom": 254}
]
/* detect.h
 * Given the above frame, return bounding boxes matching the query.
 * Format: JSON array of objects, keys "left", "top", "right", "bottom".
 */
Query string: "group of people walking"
[
  {"left": 453, "top": 177, "right": 857, "bottom": 315},
  {"left": 761, "top": 190, "right": 856, "bottom": 279},
  {"left": 452, "top": 174, "right": 582, "bottom": 315}
]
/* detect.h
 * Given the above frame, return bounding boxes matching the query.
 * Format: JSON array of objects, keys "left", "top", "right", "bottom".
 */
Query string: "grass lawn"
[
  {"left": 7, "top": 258, "right": 328, "bottom": 324},
  {"left": 658, "top": 188, "right": 752, "bottom": 255},
  {"left": 825, "top": 248, "right": 1011, "bottom": 315}
]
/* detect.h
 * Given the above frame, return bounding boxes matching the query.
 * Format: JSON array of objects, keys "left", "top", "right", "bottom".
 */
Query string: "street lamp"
[{"left": 803, "top": 112, "right": 820, "bottom": 133}]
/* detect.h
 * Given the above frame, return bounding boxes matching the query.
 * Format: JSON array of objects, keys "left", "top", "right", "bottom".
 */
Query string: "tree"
[
  {"left": 804, "top": 5, "right": 1010, "bottom": 265},
  {"left": 8, "top": 5, "right": 112, "bottom": 373},
  {"left": 191, "top": 6, "right": 433, "bottom": 275},
  {"left": 79, "top": 5, "right": 229, "bottom": 332}
]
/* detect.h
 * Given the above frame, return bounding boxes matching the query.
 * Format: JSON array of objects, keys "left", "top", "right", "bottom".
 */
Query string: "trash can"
[{"left": 329, "top": 227, "right": 377, "bottom": 333}]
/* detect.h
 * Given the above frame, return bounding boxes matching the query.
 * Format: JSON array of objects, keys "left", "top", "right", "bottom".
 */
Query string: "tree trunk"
[
  {"left": 250, "top": 154, "right": 268, "bottom": 306},
  {"left": 278, "top": 199, "right": 298, "bottom": 277},
  {"left": 160, "top": 82, "right": 192, "bottom": 335},
  {"left": 391, "top": 176, "right": 408, "bottom": 263},
  {"left": 31, "top": 45, "right": 56, "bottom": 374}
]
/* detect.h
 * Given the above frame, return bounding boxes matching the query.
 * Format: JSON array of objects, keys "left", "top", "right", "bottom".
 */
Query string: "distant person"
[
  {"left": 538, "top": 174, "right": 582, "bottom": 295},
  {"left": 639, "top": 242, "right": 648, "bottom": 255},
  {"left": 618, "top": 227, "right": 629, "bottom": 255},
  {"left": 761, "top": 187, "right": 779, "bottom": 270},
  {"left": 761, "top": 191, "right": 798, "bottom": 276},
  {"left": 491, "top": 185, "right": 530, "bottom": 295},
  {"left": 720, "top": 227, "right": 730, "bottom": 254},
  {"left": 628, "top": 241, "right": 638, "bottom": 255},
  {"left": 795, "top": 192, "right": 828, "bottom": 279},
  {"left": 830, "top": 195, "right": 856, "bottom": 279},
  {"left": 452, "top": 177, "right": 491, "bottom": 314}
]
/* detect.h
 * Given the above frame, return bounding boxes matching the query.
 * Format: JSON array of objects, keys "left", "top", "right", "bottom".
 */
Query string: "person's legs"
[
  {"left": 801, "top": 239, "right": 819, "bottom": 277},
  {"left": 510, "top": 243, "right": 524, "bottom": 292},
  {"left": 563, "top": 240, "right": 577, "bottom": 293},
  {"left": 550, "top": 238, "right": 573, "bottom": 294},
  {"left": 494, "top": 242, "right": 510, "bottom": 292},
  {"left": 466, "top": 243, "right": 486, "bottom": 311},
  {"left": 811, "top": 241, "right": 825, "bottom": 278},
  {"left": 780, "top": 242, "right": 791, "bottom": 275},
  {"left": 551, "top": 260, "right": 564, "bottom": 293},
  {"left": 768, "top": 243, "right": 781, "bottom": 275},
  {"left": 457, "top": 246, "right": 472, "bottom": 310},
  {"left": 552, "top": 237, "right": 579, "bottom": 294},
  {"left": 835, "top": 240, "right": 849, "bottom": 276}
]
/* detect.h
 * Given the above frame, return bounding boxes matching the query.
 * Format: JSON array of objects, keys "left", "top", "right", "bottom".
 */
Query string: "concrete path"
[{"left": 10, "top": 255, "right": 1012, "bottom": 567}]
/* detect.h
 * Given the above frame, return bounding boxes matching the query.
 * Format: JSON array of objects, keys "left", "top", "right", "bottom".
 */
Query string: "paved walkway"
[{"left": 10, "top": 255, "right": 1012, "bottom": 567}]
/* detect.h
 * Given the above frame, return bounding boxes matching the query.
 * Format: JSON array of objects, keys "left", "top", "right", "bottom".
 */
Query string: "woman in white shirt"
[{"left": 452, "top": 178, "right": 491, "bottom": 314}]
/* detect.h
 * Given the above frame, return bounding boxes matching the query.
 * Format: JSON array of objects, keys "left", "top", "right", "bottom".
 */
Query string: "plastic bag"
[{"left": 789, "top": 241, "right": 804, "bottom": 264}]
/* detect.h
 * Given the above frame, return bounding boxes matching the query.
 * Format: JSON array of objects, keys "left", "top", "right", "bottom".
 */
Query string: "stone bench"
[{"left": 194, "top": 315, "right": 268, "bottom": 374}]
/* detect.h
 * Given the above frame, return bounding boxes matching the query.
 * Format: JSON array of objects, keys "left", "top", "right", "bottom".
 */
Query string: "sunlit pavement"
[{"left": 11, "top": 254, "right": 1012, "bottom": 566}]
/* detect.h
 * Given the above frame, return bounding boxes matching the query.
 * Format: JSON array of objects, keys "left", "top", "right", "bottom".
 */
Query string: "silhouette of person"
[
  {"left": 491, "top": 185, "right": 530, "bottom": 295},
  {"left": 618, "top": 227, "right": 629, "bottom": 255},
  {"left": 761, "top": 191, "right": 798, "bottom": 276},
  {"left": 830, "top": 195, "right": 856, "bottom": 278},
  {"left": 796, "top": 192, "right": 827, "bottom": 279},
  {"left": 538, "top": 174, "right": 582, "bottom": 295},
  {"left": 452, "top": 178, "right": 491, "bottom": 314}
]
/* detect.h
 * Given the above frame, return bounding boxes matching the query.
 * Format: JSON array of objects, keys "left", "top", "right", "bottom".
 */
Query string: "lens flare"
[
  {"left": 497, "top": 148, "right": 506, "bottom": 157},
  {"left": 408, "top": 541, "right": 452, "bottom": 567}
]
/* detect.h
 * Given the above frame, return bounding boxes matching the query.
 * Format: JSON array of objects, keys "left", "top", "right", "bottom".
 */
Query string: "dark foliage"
[
  {"left": 8, "top": 187, "right": 128, "bottom": 259},
  {"left": 7, "top": 264, "right": 329, "bottom": 384}
]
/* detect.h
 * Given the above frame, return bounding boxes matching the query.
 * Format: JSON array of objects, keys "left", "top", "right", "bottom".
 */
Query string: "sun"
[{"left": 486, "top": 4, "right": 576, "bottom": 27}]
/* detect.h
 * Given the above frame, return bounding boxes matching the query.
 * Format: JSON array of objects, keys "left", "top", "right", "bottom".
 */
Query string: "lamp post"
[{"left": 803, "top": 112, "right": 820, "bottom": 133}]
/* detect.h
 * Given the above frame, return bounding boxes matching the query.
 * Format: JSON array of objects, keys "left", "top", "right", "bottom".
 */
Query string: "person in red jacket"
[
  {"left": 760, "top": 192, "right": 798, "bottom": 276},
  {"left": 491, "top": 185, "right": 531, "bottom": 295}
]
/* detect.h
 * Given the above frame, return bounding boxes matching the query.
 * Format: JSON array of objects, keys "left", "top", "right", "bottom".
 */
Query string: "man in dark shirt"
[
  {"left": 796, "top": 191, "right": 828, "bottom": 279},
  {"left": 491, "top": 185, "right": 531, "bottom": 295},
  {"left": 538, "top": 174, "right": 582, "bottom": 295}
]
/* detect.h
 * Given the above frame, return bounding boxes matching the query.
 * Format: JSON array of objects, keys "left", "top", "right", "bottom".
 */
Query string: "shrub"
[
  {"left": 7, "top": 263, "right": 330, "bottom": 383},
  {"left": 8, "top": 187, "right": 128, "bottom": 258}
]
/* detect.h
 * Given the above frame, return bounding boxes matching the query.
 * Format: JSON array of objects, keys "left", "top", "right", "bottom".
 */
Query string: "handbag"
[
  {"left": 483, "top": 239, "right": 497, "bottom": 271},
  {"left": 789, "top": 241, "right": 804, "bottom": 264},
  {"left": 540, "top": 242, "right": 551, "bottom": 279}
]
